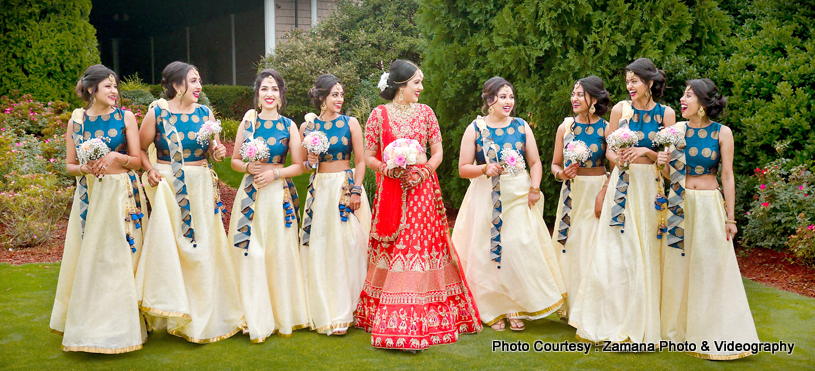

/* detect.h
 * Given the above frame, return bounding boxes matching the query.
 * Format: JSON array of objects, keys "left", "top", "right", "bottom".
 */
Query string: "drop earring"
[
  {"left": 397, "top": 89, "right": 404, "bottom": 104},
  {"left": 697, "top": 106, "right": 706, "bottom": 118},
  {"left": 488, "top": 106, "right": 494, "bottom": 115},
  {"left": 589, "top": 105, "right": 596, "bottom": 114}
]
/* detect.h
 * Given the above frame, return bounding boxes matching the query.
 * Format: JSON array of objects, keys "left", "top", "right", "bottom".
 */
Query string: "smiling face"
[
  {"left": 323, "top": 83, "right": 344, "bottom": 114},
  {"left": 571, "top": 82, "right": 595, "bottom": 116},
  {"left": 399, "top": 70, "right": 424, "bottom": 104},
  {"left": 174, "top": 68, "right": 202, "bottom": 105},
  {"left": 680, "top": 85, "right": 704, "bottom": 119},
  {"left": 91, "top": 74, "right": 118, "bottom": 107},
  {"left": 488, "top": 85, "right": 515, "bottom": 119},
  {"left": 625, "top": 71, "right": 652, "bottom": 103},
  {"left": 258, "top": 75, "right": 281, "bottom": 112}
]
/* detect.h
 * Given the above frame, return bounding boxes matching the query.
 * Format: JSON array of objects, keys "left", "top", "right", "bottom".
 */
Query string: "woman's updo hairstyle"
[
  {"left": 75, "top": 64, "right": 119, "bottom": 108},
  {"left": 161, "top": 61, "right": 197, "bottom": 100},
  {"left": 380, "top": 60, "right": 419, "bottom": 101},
  {"left": 687, "top": 78, "right": 727, "bottom": 120},
  {"left": 577, "top": 76, "right": 611, "bottom": 116},
  {"left": 308, "top": 74, "right": 341, "bottom": 111},
  {"left": 480, "top": 76, "right": 516, "bottom": 115},
  {"left": 626, "top": 58, "right": 667, "bottom": 99},
  {"left": 253, "top": 69, "right": 288, "bottom": 111}
]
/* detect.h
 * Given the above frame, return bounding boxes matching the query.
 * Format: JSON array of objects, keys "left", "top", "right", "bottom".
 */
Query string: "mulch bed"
[{"left": 2, "top": 173, "right": 814, "bottom": 299}]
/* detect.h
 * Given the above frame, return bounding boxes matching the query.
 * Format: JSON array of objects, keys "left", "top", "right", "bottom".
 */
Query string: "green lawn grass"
[{"left": 1, "top": 263, "right": 812, "bottom": 370}]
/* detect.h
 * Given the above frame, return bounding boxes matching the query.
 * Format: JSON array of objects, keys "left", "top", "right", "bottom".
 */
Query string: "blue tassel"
[
  {"left": 657, "top": 235, "right": 663, "bottom": 239},
  {"left": 135, "top": 222, "right": 141, "bottom": 229},
  {"left": 621, "top": 230, "right": 625, "bottom": 234}
]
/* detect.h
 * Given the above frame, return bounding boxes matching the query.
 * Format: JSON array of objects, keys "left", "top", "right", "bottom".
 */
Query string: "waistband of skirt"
[
  {"left": 314, "top": 170, "right": 356, "bottom": 179},
  {"left": 154, "top": 161, "right": 212, "bottom": 173}
]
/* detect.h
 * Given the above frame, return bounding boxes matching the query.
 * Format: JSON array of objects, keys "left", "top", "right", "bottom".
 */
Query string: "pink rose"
[
  {"left": 245, "top": 145, "right": 257, "bottom": 158},
  {"left": 505, "top": 154, "right": 517, "bottom": 166},
  {"left": 746, "top": 211, "right": 750, "bottom": 216},
  {"left": 800, "top": 185, "right": 805, "bottom": 190},
  {"left": 310, "top": 136, "right": 321, "bottom": 146},
  {"left": 394, "top": 154, "right": 407, "bottom": 168},
  {"left": 808, "top": 224, "right": 814, "bottom": 230},
  {"left": 759, "top": 184, "right": 766, "bottom": 190},
  {"left": 761, "top": 202, "right": 769, "bottom": 207},
  {"left": 383, "top": 153, "right": 389, "bottom": 162}
]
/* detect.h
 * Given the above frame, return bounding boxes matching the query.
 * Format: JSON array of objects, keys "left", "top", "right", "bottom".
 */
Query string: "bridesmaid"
[
  {"left": 571, "top": 58, "right": 676, "bottom": 344},
  {"left": 299, "top": 74, "right": 372, "bottom": 336},
  {"left": 550, "top": 76, "right": 610, "bottom": 323},
  {"left": 453, "top": 77, "right": 566, "bottom": 332},
  {"left": 658, "top": 79, "right": 759, "bottom": 359},
  {"left": 135, "top": 61, "right": 244, "bottom": 343},
  {"left": 228, "top": 69, "right": 310, "bottom": 342},
  {"left": 50, "top": 64, "right": 147, "bottom": 353}
]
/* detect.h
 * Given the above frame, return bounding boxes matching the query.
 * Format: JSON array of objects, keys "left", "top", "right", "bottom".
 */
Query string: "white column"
[
  {"left": 185, "top": 27, "right": 190, "bottom": 63},
  {"left": 230, "top": 14, "right": 236, "bottom": 85},
  {"left": 311, "top": 0, "right": 318, "bottom": 26},
  {"left": 111, "top": 38, "right": 120, "bottom": 76},
  {"left": 264, "top": 0, "right": 276, "bottom": 55},
  {"left": 150, "top": 37, "right": 155, "bottom": 84}
]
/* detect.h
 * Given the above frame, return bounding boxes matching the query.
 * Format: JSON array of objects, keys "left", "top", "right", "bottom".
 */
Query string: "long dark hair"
[
  {"left": 577, "top": 76, "right": 611, "bottom": 116},
  {"left": 308, "top": 74, "right": 341, "bottom": 111},
  {"left": 626, "top": 58, "right": 667, "bottom": 99},
  {"left": 481, "top": 76, "right": 516, "bottom": 115},
  {"left": 687, "top": 78, "right": 727, "bottom": 120},
  {"left": 380, "top": 60, "right": 419, "bottom": 101},
  {"left": 161, "top": 61, "right": 197, "bottom": 99},
  {"left": 75, "top": 64, "right": 119, "bottom": 108},
  {"left": 253, "top": 69, "right": 288, "bottom": 111}
]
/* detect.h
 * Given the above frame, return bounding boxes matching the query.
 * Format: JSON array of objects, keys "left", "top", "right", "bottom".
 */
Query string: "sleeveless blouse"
[
  {"left": 570, "top": 118, "right": 607, "bottom": 168},
  {"left": 684, "top": 122, "right": 721, "bottom": 175},
  {"left": 472, "top": 118, "right": 528, "bottom": 165},
  {"left": 80, "top": 108, "right": 128, "bottom": 154},
  {"left": 153, "top": 105, "right": 212, "bottom": 162},
  {"left": 629, "top": 103, "right": 667, "bottom": 149},
  {"left": 312, "top": 115, "right": 352, "bottom": 162},
  {"left": 251, "top": 117, "right": 293, "bottom": 164}
]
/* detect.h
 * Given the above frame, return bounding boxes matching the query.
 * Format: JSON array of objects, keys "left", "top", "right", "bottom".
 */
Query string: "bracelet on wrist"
[
  {"left": 243, "top": 162, "right": 249, "bottom": 173},
  {"left": 273, "top": 169, "right": 281, "bottom": 180},
  {"left": 529, "top": 186, "right": 541, "bottom": 194},
  {"left": 121, "top": 154, "right": 131, "bottom": 168},
  {"left": 725, "top": 220, "right": 737, "bottom": 224},
  {"left": 554, "top": 170, "right": 564, "bottom": 182},
  {"left": 481, "top": 164, "right": 487, "bottom": 175},
  {"left": 79, "top": 164, "right": 88, "bottom": 176}
]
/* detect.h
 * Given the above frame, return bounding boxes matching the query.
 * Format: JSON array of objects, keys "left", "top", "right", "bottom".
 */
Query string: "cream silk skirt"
[
  {"left": 300, "top": 171, "right": 372, "bottom": 335},
  {"left": 552, "top": 175, "right": 606, "bottom": 323},
  {"left": 50, "top": 173, "right": 147, "bottom": 353},
  {"left": 661, "top": 189, "right": 759, "bottom": 360},
  {"left": 228, "top": 176, "right": 310, "bottom": 341},
  {"left": 571, "top": 163, "right": 661, "bottom": 344},
  {"left": 452, "top": 172, "right": 566, "bottom": 325},
  {"left": 135, "top": 163, "right": 244, "bottom": 343}
]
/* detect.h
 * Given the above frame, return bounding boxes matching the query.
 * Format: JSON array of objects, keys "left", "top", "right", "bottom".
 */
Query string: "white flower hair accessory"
[{"left": 378, "top": 72, "right": 390, "bottom": 92}]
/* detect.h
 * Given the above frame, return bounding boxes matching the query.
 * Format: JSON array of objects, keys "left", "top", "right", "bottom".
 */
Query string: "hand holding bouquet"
[
  {"left": 653, "top": 126, "right": 686, "bottom": 169},
  {"left": 240, "top": 138, "right": 271, "bottom": 163},
  {"left": 607, "top": 127, "right": 639, "bottom": 170},
  {"left": 383, "top": 138, "right": 424, "bottom": 171},
  {"left": 500, "top": 148, "right": 526, "bottom": 176},
  {"left": 77, "top": 137, "right": 111, "bottom": 179},
  {"left": 197, "top": 120, "right": 223, "bottom": 147},
  {"left": 563, "top": 140, "right": 591, "bottom": 167}
]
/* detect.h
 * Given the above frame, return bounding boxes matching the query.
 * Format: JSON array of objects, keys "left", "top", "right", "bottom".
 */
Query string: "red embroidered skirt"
[{"left": 354, "top": 173, "right": 482, "bottom": 350}]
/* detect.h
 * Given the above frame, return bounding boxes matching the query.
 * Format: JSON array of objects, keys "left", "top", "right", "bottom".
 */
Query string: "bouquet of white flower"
[
  {"left": 564, "top": 140, "right": 591, "bottom": 166},
  {"left": 76, "top": 137, "right": 111, "bottom": 165},
  {"left": 383, "top": 138, "right": 424, "bottom": 170},
  {"left": 607, "top": 127, "right": 639, "bottom": 170},
  {"left": 196, "top": 119, "right": 222, "bottom": 146},
  {"left": 500, "top": 148, "right": 526, "bottom": 176},
  {"left": 240, "top": 138, "right": 271, "bottom": 163}
]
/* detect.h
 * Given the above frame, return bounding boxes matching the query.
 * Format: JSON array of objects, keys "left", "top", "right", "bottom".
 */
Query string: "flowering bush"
[
  {"left": 741, "top": 148, "right": 815, "bottom": 252},
  {"left": 0, "top": 173, "right": 74, "bottom": 248},
  {"left": 0, "top": 95, "right": 75, "bottom": 248},
  {"left": 788, "top": 220, "right": 815, "bottom": 268}
]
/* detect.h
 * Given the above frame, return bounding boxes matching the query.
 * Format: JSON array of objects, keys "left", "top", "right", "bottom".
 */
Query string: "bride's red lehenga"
[{"left": 354, "top": 103, "right": 482, "bottom": 350}]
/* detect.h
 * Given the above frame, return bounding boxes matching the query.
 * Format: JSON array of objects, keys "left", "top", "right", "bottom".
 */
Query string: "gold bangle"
[
  {"left": 121, "top": 155, "right": 131, "bottom": 168},
  {"left": 529, "top": 186, "right": 541, "bottom": 194},
  {"left": 481, "top": 164, "right": 487, "bottom": 175},
  {"left": 243, "top": 162, "right": 249, "bottom": 173},
  {"left": 725, "top": 220, "right": 737, "bottom": 224},
  {"left": 79, "top": 164, "right": 88, "bottom": 176},
  {"left": 273, "top": 168, "right": 281, "bottom": 180},
  {"left": 554, "top": 170, "right": 562, "bottom": 180}
]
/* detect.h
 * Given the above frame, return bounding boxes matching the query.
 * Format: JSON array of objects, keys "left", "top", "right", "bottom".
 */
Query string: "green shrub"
[
  {"left": 202, "top": 85, "right": 253, "bottom": 121},
  {"left": 0, "top": 0, "right": 99, "bottom": 104},
  {"left": 741, "top": 145, "right": 815, "bottom": 250},
  {"left": 716, "top": 0, "right": 815, "bottom": 175},
  {"left": 121, "top": 89, "right": 155, "bottom": 107},
  {"left": 418, "top": 0, "right": 730, "bottom": 221},
  {"left": 788, "top": 222, "right": 815, "bottom": 268},
  {"left": 220, "top": 118, "right": 240, "bottom": 142},
  {"left": 0, "top": 173, "right": 73, "bottom": 249}
]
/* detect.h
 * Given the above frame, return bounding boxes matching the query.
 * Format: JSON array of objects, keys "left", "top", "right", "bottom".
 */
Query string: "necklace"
[{"left": 389, "top": 102, "right": 415, "bottom": 121}]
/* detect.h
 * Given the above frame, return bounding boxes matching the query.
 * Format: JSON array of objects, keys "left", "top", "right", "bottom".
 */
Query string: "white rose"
[{"left": 407, "top": 153, "right": 417, "bottom": 165}]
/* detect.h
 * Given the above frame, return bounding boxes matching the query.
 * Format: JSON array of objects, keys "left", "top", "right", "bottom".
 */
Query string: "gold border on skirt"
[
  {"left": 139, "top": 304, "right": 193, "bottom": 320},
  {"left": 686, "top": 350, "right": 753, "bottom": 361},
  {"left": 312, "top": 321, "right": 354, "bottom": 334},
  {"left": 63, "top": 343, "right": 143, "bottom": 354},
  {"left": 168, "top": 321, "right": 246, "bottom": 344},
  {"left": 484, "top": 296, "right": 566, "bottom": 326}
]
